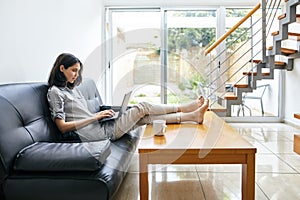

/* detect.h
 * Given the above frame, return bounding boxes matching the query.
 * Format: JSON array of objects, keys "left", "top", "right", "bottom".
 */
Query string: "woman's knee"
[{"left": 134, "top": 102, "right": 151, "bottom": 116}]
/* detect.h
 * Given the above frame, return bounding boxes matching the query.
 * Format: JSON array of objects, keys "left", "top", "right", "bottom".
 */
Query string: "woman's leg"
[
  {"left": 113, "top": 102, "right": 177, "bottom": 139},
  {"left": 136, "top": 98, "right": 209, "bottom": 125},
  {"left": 113, "top": 98, "right": 207, "bottom": 140}
]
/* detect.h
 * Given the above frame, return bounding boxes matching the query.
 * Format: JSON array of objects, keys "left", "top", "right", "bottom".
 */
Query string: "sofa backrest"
[
  {"left": 0, "top": 82, "right": 59, "bottom": 183},
  {"left": 77, "top": 78, "right": 103, "bottom": 113}
]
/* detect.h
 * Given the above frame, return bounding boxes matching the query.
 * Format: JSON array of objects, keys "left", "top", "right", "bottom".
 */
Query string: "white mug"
[{"left": 153, "top": 120, "right": 167, "bottom": 136}]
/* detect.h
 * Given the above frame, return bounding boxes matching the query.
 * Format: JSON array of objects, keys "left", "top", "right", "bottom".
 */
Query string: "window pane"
[
  {"left": 110, "top": 10, "right": 161, "bottom": 105},
  {"left": 166, "top": 10, "right": 216, "bottom": 104}
]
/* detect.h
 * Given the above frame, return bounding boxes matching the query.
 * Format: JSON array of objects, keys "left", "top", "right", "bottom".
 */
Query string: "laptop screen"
[{"left": 118, "top": 91, "right": 132, "bottom": 117}]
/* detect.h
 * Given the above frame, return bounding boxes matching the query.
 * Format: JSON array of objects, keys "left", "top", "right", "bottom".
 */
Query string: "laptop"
[{"left": 99, "top": 91, "right": 132, "bottom": 122}]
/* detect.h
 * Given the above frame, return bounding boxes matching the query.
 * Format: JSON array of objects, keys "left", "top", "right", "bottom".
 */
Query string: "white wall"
[
  {"left": 0, "top": 0, "right": 104, "bottom": 84},
  {"left": 284, "top": 59, "right": 300, "bottom": 126},
  {"left": 283, "top": 6, "right": 300, "bottom": 126}
]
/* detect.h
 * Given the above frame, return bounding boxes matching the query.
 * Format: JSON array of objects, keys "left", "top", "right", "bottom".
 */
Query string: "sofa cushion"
[
  {"left": 77, "top": 78, "right": 103, "bottom": 113},
  {"left": 13, "top": 140, "right": 111, "bottom": 172}
]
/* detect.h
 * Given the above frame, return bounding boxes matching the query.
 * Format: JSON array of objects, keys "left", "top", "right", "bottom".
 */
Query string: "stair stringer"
[{"left": 223, "top": 61, "right": 279, "bottom": 117}]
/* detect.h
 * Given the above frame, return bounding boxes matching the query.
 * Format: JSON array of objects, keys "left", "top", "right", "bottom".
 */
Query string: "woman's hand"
[
  {"left": 54, "top": 109, "right": 115, "bottom": 133},
  {"left": 95, "top": 109, "right": 115, "bottom": 120}
]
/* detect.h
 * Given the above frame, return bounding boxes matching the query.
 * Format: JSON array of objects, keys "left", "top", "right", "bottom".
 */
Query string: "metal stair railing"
[{"left": 203, "top": 0, "right": 282, "bottom": 116}]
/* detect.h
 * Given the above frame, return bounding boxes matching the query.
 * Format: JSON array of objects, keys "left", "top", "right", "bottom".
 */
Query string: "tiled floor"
[{"left": 112, "top": 123, "right": 300, "bottom": 200}]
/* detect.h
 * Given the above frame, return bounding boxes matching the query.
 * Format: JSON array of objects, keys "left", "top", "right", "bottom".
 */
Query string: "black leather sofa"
[{"left": 0, "top": 78, "right": 143, "bottom": 200}]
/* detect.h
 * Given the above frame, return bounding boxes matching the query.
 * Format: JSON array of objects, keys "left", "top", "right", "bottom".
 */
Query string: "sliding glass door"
[{"left": 105, "top": 8, "right": 216, "bottom": 105}]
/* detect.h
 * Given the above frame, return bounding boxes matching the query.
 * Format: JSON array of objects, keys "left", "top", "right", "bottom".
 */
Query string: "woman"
[{"left": 47, "top": 53, "right": 209, "bottom": 142}]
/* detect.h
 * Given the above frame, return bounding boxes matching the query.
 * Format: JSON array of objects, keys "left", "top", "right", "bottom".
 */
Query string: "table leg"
[
  {"left": 139, "top": 153, "right": 148, "bottom": 200},
  {"left": 242, "top": 154, "right": 255, "bottom": 200}
]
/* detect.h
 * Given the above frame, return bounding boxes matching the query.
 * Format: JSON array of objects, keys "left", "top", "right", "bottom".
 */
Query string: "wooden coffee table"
[{"left": 138, "top": 111, "right": 256, "bottom": 200}]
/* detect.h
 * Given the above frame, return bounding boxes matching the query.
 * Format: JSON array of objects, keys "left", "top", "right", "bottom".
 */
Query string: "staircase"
[{"left": 208, "top": 0, "right": 300, "bottom": 117}]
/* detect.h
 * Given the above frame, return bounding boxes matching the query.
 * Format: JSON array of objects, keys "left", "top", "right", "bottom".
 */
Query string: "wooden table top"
[{"left": 138, "top": 111, "right": 256, "bottom": 153}]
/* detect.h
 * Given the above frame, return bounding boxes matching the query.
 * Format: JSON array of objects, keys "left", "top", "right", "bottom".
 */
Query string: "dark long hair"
[{"left": 48, "top": 53, "right": 83, "bottom": 89}]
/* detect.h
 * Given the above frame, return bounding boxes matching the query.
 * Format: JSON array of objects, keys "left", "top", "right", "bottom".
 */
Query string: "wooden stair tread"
[
  {"left": 250, "top": 59, "right": 261, "bottom": 64},
  {"left": 248, "top": 59, "right": 286, "bottom": 66},
  {"left": 252, "top": 59, "right": 261, "bottom": 64},
  {"left": 271, "top": 31, "right": 279, "bottom": 36},
  {"left": 278, "top": 13, "right": 300, "bottom": 20},
  {"left": 278, "top": 13, "right": 286, "bottom": 20},
  {"left": 234, "top": 83, "right": 248, "bottom": 88},
  {"left": 275, "top": 61, "right": 286, "bottom": 66},
  {"left": 224, "top": 92, "right": 237, "bottom": 100},
  {"left": 267, "top": 46, "right": 298, "bottom": 55},
  {"left": 271, "top": 31, "right": 300, "bottom": 41},
  {"left": 289, "top": 32, "right": 300, "bottom": 41},
  {"left": 243, "top": 71, "right": 271, "bottom": 76},
  {"left": 271, "top": 31, "right": 300, "bottom": 37},
  {"left": 282, "top": 47, "right": 297, "bottom": 54},
  {"left": 288, "top": 32, "right": 300, "bottom": 37},
  {"left": 294, "top": 113, "right": 300, "bottom": 120}
]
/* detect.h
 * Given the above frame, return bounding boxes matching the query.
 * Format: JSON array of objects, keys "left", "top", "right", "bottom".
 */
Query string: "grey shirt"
[{"left": 47, "top": 85, "right": 114, "bottom": 141}]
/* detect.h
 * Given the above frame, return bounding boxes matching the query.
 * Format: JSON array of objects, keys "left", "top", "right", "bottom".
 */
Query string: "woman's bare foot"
[
  {"left": 179, "top": 98, "right": 209, "bottom": 123},
  {"left": 194, "top": 99, "right": 209, "bottom": 124},
  {"left": 179, "top": 96, "right": 205, "bottom": 113}
]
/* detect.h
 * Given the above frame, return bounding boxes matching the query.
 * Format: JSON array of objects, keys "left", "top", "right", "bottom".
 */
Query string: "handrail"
[
  {"left": 204, "top": 3, "right": 261, "bottom": 55},
  {"left": 206, "top": 17, "right": 261, "bottom": 79}
]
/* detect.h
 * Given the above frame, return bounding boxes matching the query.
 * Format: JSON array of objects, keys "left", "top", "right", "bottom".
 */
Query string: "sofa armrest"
[{"left": 14, "top": 140, "right": 111, "bottom": 172}]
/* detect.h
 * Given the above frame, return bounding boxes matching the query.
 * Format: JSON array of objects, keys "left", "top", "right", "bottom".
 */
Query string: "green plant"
[
  {"left": 178, "top": 73, "right": 207, "bottom": 99},
  {"left": 168, "top": 28, "right": 216, "bottom": 52},
  {"left": 136, "top": 93, "right": 146, "bottom": 97},
  {"left": 129, "top": 99, "right": 138, "bottom": 104}
]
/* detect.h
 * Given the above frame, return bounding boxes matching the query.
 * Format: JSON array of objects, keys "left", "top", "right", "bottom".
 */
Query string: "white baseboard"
[{"left": 284, "top": 118, "right": 300, "bottom": 130}]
